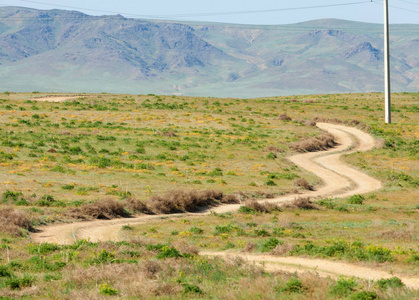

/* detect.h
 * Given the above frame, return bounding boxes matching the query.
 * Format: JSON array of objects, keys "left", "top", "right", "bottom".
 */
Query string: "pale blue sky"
[{"left": 1, "top": 0, "right": 419, "bottom": 24}]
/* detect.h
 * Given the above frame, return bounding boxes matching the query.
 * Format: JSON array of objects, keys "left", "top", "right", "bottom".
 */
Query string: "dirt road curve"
[
  {"left": 31, "top": 95, "right": 81, "bottom": 102},
  {"left": 201, "top": 252, "right": 419, "bottom": 289},
  {"left": 31, "top": 123, "right": 414, "bottom": 287}
]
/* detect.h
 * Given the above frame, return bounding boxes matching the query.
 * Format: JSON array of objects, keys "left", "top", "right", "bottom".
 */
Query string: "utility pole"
[{"left": 384, "top": 0, "right": 391, "bottom": 124}]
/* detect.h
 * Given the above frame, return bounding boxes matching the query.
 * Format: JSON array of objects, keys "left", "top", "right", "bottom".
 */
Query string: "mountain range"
[{"left": 1, "top": 6, "right": 418, "bottom": 97}]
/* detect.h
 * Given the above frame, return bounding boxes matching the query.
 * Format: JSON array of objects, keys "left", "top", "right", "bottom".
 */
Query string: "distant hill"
[{"left": 1, "top": 6, "right": 418, "bottom": 97}]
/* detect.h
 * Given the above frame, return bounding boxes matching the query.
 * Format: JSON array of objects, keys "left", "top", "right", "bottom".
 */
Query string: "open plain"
[{"left": 0, "top": 92, "right": 417, "bottom": 299}]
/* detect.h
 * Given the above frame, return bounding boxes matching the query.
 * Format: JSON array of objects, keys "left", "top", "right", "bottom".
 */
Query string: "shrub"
[
  {"left": 260, "top": 238, "right": 283, "bottom": 252},
  {"left": 238, "top": 206, "right": 257, "bottom": 215},
  {"left": 242, "top": 201, "right": 282, "bottom": 213},
  {"left": 330, "top": 277, "right": 357, "bottom": 297},
  {"left": 284, "top": 197, "right": 318, "bottom": 210},
  {"left": 377, "top": 277, "right": 405, "bottom": 290},
  {"left": 266, "top": 179, "right": 277, "bottom": 186},
  {"left": 7, "top": 274, "right": 36, "bottom": 290},
  {"left": 350, "top": 291, "right": 378, "bottom": 300},
  {"left": 214, "top": 225, "right": 235, "bottom": 235},
  {"left": 124, "top": 197, "right": 152, "bottom": 214},
  {"left": 35, "top": 194, "right": 57, "bottom": 207},
  {"left": 279, "top": 278, "right": 305, "bottom": 294},
  {"left": 290, "top": 133, "right": 337, "bottom": 152},
  {"left": 266, "top": 152, "right": 277, "bottom": 159},
  {"left": 348, "top": 194, "right": 365, "bottom": 205},
  {"left": 277, "top": 114, "right": 292, "bottom": 121},
  {"left": 28, "top": 243, "right": 60, "bottom": 255},
  {"left": 189, "top": 226, "right": 204, "bottom": 234},
  {"left": 156, "top": 246, "right": 182, "bottom": 259},
  {"left": 0, "top": 207, "right": 32, "bottom": 235},
  {"left": 0, "top": 265, "right": 12, "bottom": 277},
  {"left": 2, "top": 190, "right": 25, "bottom": 203},
  {"left": 79, "top": 198, "right": 126, "bottom": 219},
  {"left": 149, "top": 189, "right": 234, "bottom": 214},
  {"left": 294, "top": 178, "right": 313, "bottom": 190},
  {"left": 99, "top": 283, "right": 119, "bottom": 296},
  {"left": 90, "top": 249, "right": 116, "bottom": 264},
  {"left": 182, "top": 283, "right": 203, "bottom": 294}
]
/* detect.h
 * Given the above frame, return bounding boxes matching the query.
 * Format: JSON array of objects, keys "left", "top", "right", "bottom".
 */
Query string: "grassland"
[{"left": 0, "top": 91, "right": 417, "bottom": 299}]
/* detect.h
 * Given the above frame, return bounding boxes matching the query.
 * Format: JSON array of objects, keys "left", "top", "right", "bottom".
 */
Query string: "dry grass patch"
[
  {"left": 294, "top": 178, "right": 314, "bottom": 191},
  {"left": 283, "top": 197, "right": 318, "bottom": 210},
  {"left": 149, "top": 189, "right": 238, "bottom": 214},
  {"left": 0, "top": 207, "right": 32, "bottom": 235},
  {"left": 242, "top": 200, "right": 282, "bottom": 213},
  {"left": 75, "top": 198, "right": 127, "bottom": 219},
  {"left": 290, "top": 132, "right": 337, "bottom": 153}
]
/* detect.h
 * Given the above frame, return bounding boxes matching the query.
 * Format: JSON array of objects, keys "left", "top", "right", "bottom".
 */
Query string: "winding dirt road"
[{"left": 30, "top": 123, "right": 419, "bottom": 289}]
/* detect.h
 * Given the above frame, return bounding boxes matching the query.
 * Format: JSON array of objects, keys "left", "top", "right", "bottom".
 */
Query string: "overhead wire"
[
  {"left": 1, "top": 0, "right": 373, "bottom": 20},
  {"left": 395, "top": 0, "right": 419, "bottom": 6},
  {"left": 372, "top": 0, "right": 419, "bottom": 13}
]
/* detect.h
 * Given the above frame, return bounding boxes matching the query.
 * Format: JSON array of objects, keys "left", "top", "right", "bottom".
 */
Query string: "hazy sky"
[{"left": 1, "top": 0, "right": 419, "bottom": 24}]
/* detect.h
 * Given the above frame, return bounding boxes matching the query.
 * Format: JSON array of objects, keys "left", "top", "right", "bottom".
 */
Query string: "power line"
[
  {"left": 155, "top": 1, "right": 372, "bottom": 18},
  {"left": 395, "top": 0, "right": 419, "bottom": 6},
  {"left": 372, "top": 0, "right": 419, "bottom": 13},
  {"left": 7, "top": 0, "right": 373, "bottom": 20}
]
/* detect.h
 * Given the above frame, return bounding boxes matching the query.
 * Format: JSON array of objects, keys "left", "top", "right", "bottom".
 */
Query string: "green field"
[{"left": 0, "top": 92, "right": 418, "bottom": 299}]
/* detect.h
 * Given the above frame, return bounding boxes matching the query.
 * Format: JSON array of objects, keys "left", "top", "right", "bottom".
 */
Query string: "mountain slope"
[{"left": 1, "top": 6, "right": 418, "bottom": 97}]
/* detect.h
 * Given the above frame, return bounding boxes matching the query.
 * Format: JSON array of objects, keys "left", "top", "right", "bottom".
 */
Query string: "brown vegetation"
[
  {"left": 290, "top": 132, "right": 337, "bottom": 152},
  {"left": 77, "top": 198, "right": 127, "bottom": 219},
  {"left": 294, "top": 178, "right": 314, "bottom": 191},
  {"left": 124, "top": 197, "right": 153, "bottom": 214},
  {"left": 149, "top": 189, "right": 239, "bottom": 214},
  {"left": 283, "top": 197, "right": 318, "bottom": 210},
  {"left": 0, "top": 207, "right": 32, "bottom": 235},
  {"left": 243, "top": 200, "right": 282, "bottom": 213},
  {"left": 277, "top": 114, "right": 292, "bottom": 121}
]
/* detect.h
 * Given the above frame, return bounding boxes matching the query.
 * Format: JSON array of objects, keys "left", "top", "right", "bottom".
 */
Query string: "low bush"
[
  {"left": 350, "top": 291, "right": 377, "bottom": 300},
  {"left": 124, "top": 197, "right": 152, "bottom": 214},
  {"left": 277, "top": 278, "right": 305, "bottom": 294},
  {"left": 283, "top": 197, "right": 318, "bottom": 210},
  {"left": 348, "top": 194, "right": 365, "bottom": 205},
  {"left": 292, "top": 240, "right": 393, "bottom": 262},
  {"left": 241, "top": 200, "right": 282, "bottom": 213},
  {"left": 294, "top": 178, "right": 313, "bottom": 190},
  {"left": 329, "top": 277, "right": 357, "bottom": 297},
  {"left": 7, "top": 274, "right": 36, "bottom": 290},
  {"left": 377, "top": 277, "right": 405, "bottom": 290},
  {"left": 78, "top": 198, "right": 127, "bottom": 219},
  {"left": 0, "top": 207, "right": 32, "bottom": 235},
  {"left": 290, "top": 133, "right": 337, "bottom": 152},
  {"left": 99, "top": 283, "right": 119, "bottom": 296},
  {"left": 260, "top": 238, "right": 283, "bottom": 252},
  {"left": 149, "top": 190, "right": 238, "bottom": 214}
]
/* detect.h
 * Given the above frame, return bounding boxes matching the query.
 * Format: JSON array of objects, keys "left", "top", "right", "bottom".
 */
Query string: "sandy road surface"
[
  {"left": 29, "top": 123, "right": 413, "bottom": 287},
  {"left": 32, "top": 123, "right": 382, "bottom": 243},
  {"left": 201, "top": 252, "right": 419, "bottom": 289},
  {"left": 30, "top": 95, "right": 82, "bottom": 102}
]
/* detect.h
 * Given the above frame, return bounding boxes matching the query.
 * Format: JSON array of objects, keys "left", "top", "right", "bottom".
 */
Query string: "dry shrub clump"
[
  {"left": 244, "top": 200, "right": 282, "bottom": 213},
  {"left": 124, "top": 197, "right": 153, "bottom": 214},
  {"left": 149, "top": 190, "right": 239, "bottom": 214},
  {"left": 290, "top": 132, "right": 337, "bottom": 153},
  {"left": 77, "top": 198, "right": 127, "bottom": 219},
  {"left": 159, "top": 131, "right": 177, "bottom": 137},
  {"left": 271, "top": 242, "right": 295, "bottom": 255},
  {"left": 0, "top": 207, "right": 32, "bottom": 235},
  {"left": 283, "top": 197, "right": 318, "bottom": 210},
  {"left": 266, "top": 145, "right": 284, "bottom": 153},
  {"left": 277, "top": 114, "right": 292, "bottom": 121},
  {"left": 294, "top": 178, "right": 313, "bottom": 191}
]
